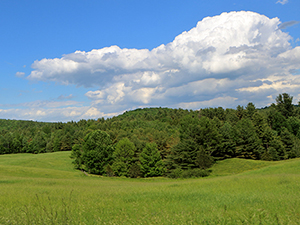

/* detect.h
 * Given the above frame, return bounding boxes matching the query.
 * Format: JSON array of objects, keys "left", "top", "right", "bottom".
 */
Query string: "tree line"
[{"left": 1, "top": 93, "right": 300, "bottom": 178}]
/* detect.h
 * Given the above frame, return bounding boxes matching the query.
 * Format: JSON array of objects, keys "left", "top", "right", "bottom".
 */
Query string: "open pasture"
[{"left": 1, "top": 152, "right": 300, "bottom": 224}]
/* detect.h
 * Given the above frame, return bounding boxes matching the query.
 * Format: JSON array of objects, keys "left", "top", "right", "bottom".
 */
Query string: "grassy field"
[{"left": 1, "top": 152, "right": 300, "bottom": 224}]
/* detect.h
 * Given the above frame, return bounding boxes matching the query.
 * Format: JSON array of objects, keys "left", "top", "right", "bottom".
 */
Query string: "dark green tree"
[
  {"left": 286, "top": 117, "right": 300, "bottom": 136},
  {"left": 195, "top": 146, "right": 214, "bottom": 169},
  {"left": 246, "top": 102, "right": 256, "bottom": 119},
  {"left": 197, "top": 116, "right": 222, "bottom": 157},
  {"left": 276, "top": 93, "right": 294, "bottom": 118},
  {"left": 225, "top": 108, "right": 239, "bottom": 125},
  {"left": 60, "top": 133, "right": 73, "bottom": 151},
  {"left": 235, "top": 118, "right": 264, "bottom": 159},
  {"left": 128, "top": 162, "right": 141, "bottom": 178},
  {"left": 236, "top": 105, "right": 245, "bottom": 120},
  {"left": 266, "top": 105, "right": 286, "bottom": 133},
  {"left": 31, "top": 131, "right": 47, "bottom": 154},
  {"left": 219, "top": 122, "right": 237, "bottom": 158},
  {"left": 280, "top": 127, "right": 294, "bottom": 159}
]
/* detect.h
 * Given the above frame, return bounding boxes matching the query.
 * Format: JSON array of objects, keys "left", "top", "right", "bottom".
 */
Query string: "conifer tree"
[
  {"left": 219, "top": 122, "right": 237, "bottom": 158},
  {"left": 81, "top": 130, "right": 114, "bottom": 175},
  {"left": 235, "top": 118, "right": 264, "bottom": 159},
  {"left": 111, "top": 138, "right": 135, "bottom": 177},
  {"left": 139, "top": 142, "right": 165, "bottom": 177},
  {"left": 280, "top": 128, "right": 294, "bottom": 159},
  {"left": 276, "top": 93, "right": 294, "bottom": 118}
]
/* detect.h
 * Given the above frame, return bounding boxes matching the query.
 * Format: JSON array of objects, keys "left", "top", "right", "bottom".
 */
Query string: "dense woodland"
[{"left": 1, "top": 93, "right": 300, "bottom": 178}]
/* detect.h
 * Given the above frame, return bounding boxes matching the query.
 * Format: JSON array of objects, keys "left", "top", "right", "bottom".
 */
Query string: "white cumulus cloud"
[{"left": 22, "top": 11, "right": 300, "bottom": 120}]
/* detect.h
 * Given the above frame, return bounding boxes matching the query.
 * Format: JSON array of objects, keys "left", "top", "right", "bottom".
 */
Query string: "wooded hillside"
[{"left": 1, "top": 93, "right": 300, "bottom": 178}]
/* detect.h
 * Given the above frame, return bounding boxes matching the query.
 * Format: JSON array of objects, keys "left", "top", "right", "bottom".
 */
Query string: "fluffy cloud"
[{"left": 25, "top": 11, "right": 300, "bottom": 120}]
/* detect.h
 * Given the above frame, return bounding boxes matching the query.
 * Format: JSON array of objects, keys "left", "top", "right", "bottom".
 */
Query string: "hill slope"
[{"left": 1, "top": 152, "right": 300, "bottom": 224}]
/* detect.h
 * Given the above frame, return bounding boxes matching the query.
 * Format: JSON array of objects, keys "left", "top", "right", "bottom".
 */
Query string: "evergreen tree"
[
  {"left": 219, "top": 122, "right": 237, "bottom": 158},
  {"left": 225, "top": 108, "right": 239, "bottom": 125},
  {"left": 139, "top": 142, "right": 164, "bottom": 177},
  {"left": 111, "top": 138, "right": 135, "bottom": 177},
  {"left": 266, "top": 105, "right": 286, "bottom": 133},
  {"left": 280, "top": 127, "right": 294, "bottom": 159},
  {"left": 195, "top": 146, "right": 213, "bottom": 169},
  {"left": 246, "top": 102, "right": 256, "bottom": 119},
  {"left": 276, "top": 93, "right": 294, "bottom": 118},
  {"left": 60, "top": 133, "right": 73, "bottom": 151},
  {"left": 197, "top": 116, "right": 222, "bottom": 157},
  {"left": 81, "top": 130, "right": 114, "bottom": 175},
  {"left": 31, "top": 131, "right": 47, "bottom": 154},
  {"left": 128, "top": 162, "right": 141, "bottom": 178},
  {"left": 236, "top": 105, "right": 245, "bottom": 120},
  {"left": 286, "top": 117, "right": 300, "bottom": 136},
  {"left": 168, "top": 139, "right": 199, "bottom": 171},
  {"left": 269, "top": 135, "right": 285, "bottom": 160},
  {"left": 235, "top": 118, "right": 264, "bottom": 159}
]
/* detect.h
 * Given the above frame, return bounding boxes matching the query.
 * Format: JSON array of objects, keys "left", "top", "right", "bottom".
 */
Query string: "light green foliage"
[
  {"left": 112, "top": 138, "right": 135, "bottom": 177},
  {"left": 115, "top": 137, "right": 133, "bottom": 152},
  {"left": 139, "top": 142, "right": 165, "bottom": 177},
  {"left": 70, "top": 143, "right": 83, "bottom": 169}
]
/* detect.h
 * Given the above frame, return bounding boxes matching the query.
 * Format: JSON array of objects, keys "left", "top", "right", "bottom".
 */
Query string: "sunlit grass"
[
  {"left": 1, "top": 152, "right": 300, "bottom": 224},
  {"left": 210, "top": 157, "right": 278, "bottom": 176}
]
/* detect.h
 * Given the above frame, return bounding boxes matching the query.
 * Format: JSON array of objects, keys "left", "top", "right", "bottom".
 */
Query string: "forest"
[{"left": 1, "top": 93, "right": 300, "bottom": 178}]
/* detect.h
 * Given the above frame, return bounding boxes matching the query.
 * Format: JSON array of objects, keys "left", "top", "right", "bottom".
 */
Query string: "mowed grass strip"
[{"left": 1, "top": 152, "right": 300, "bottom": 224}]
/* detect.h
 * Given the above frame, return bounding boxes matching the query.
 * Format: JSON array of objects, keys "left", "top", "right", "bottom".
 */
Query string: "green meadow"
[{"left": 1, "top": 152, "right": 300, "bottom": 224}]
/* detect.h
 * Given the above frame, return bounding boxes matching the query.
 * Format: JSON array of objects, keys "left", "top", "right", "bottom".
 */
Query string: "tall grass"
[{"left": 1, "top": 152, "right": 300, "bottom": 224}]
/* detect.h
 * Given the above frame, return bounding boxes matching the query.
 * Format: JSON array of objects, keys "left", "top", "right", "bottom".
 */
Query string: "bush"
[
  {"left": 128, "top": 162, "right": 141, "bottom": 178},
  {"left": 105, "top": 164, "right": 114, "bottom": 177},
  {"left": 167, "top": 168, "right": 183, "bottom": 179}
]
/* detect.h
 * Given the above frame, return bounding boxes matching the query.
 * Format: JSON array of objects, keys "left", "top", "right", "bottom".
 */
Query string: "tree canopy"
[{"left": 1, "top": 93, "right": 300, "bottom": 178}]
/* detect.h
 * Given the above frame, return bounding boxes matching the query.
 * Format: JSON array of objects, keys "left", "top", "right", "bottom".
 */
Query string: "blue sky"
[{"left": 1, "top": 0, "right": 299, "bottom": 122}]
